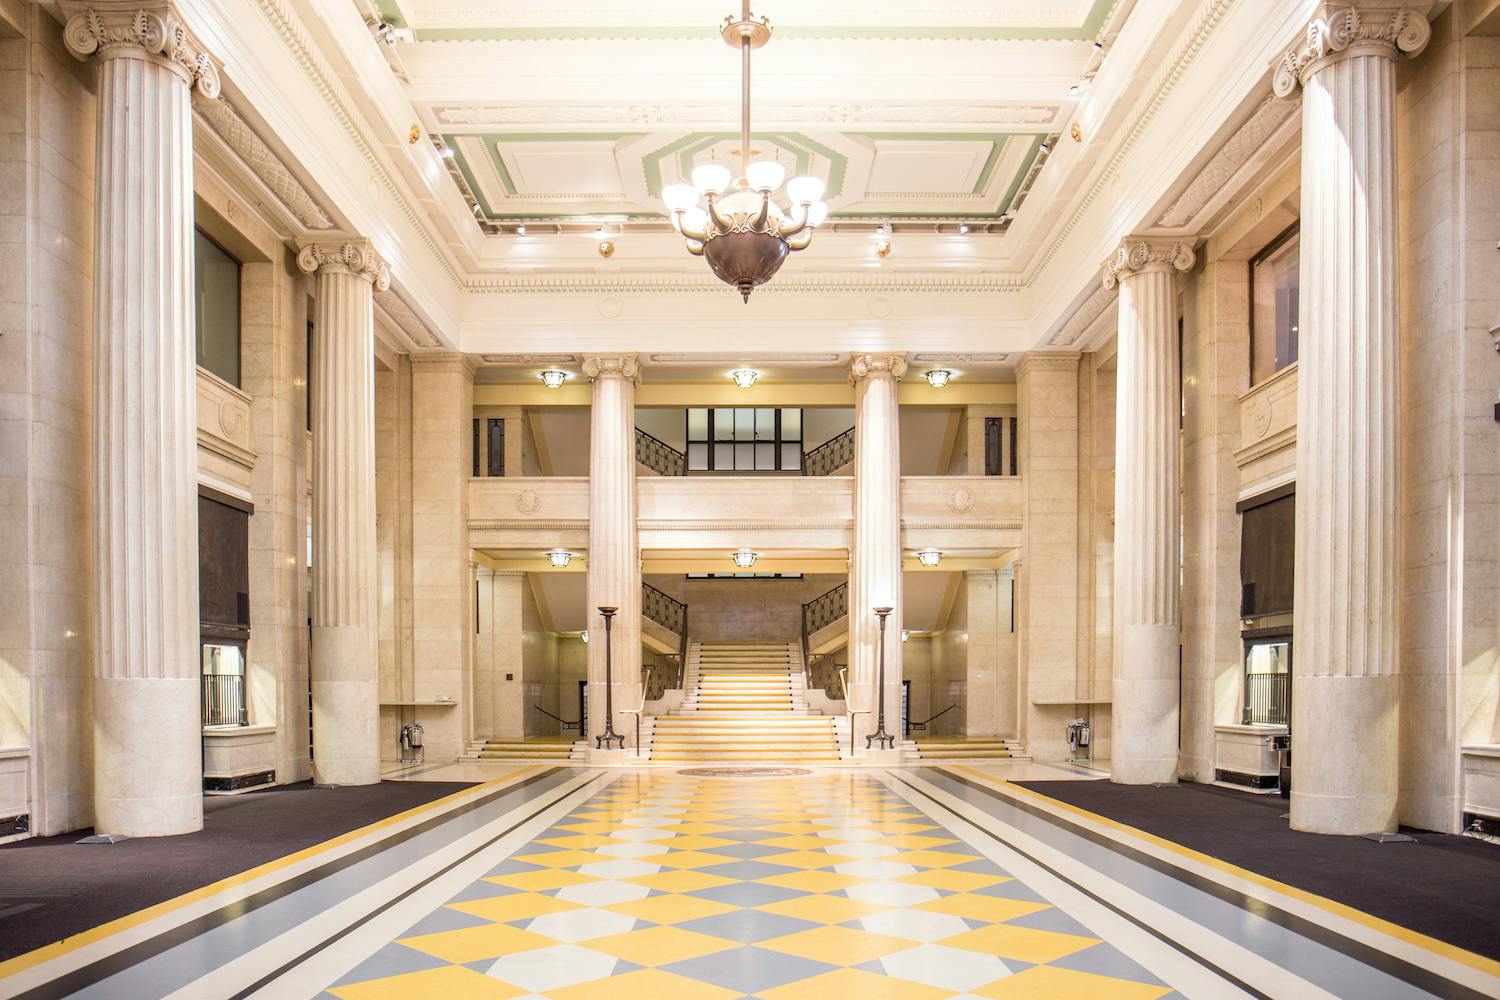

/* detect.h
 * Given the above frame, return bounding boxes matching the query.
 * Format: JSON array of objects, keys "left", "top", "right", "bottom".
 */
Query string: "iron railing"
[
  {"left": 636, "top": 427, "right": 687, "bottom": 476},
  {"left": 1242, "top": 671, "right": 1290, "bottom": 726},
  {"left": 800, "top": 581, "right": 849, "bottom": 686},
  {"left": 642, "top": 582, "right": 690, "bottom": 687},
  {"left": 802, "top": 427, "right": 854, "bottom": 476},
  {"left": 202, "top": 673, "right": 248, "bottom": 728}
]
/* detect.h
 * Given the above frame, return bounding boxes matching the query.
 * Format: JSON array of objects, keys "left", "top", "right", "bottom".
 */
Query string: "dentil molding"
[
  {"left": 1101, "top": 239, "right": 1196, "bottom": 290},
  {"left": 296, "top": 241, "right": 392, "bottom": 290},
  {"left": 1272, "top": 5, "right": 1431, "bottom": 96},
  {"left": 582, "top": 356, "right": 640, "bottom": 380},
  {"left": 62, "top": 3, "right": 220, "bottom": 97},
  {"left": 849, "top": 354, "right": 908, "bottom": 382}
]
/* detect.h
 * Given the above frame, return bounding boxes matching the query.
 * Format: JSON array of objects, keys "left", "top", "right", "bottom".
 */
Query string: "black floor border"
[
  {"left": 885, "top": 770, "right": 1267, "bottom": 999},
  {"left": 10, "top": 768, "right": 575, "bottom": 1000},
  {"left": 919, "top": 768, "right": 1490, "bottom": 1000}
]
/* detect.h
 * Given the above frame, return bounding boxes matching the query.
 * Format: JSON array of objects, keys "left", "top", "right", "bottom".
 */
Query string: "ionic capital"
[
  {"left": 1101, "top": 239, "right": 1195, "bottom": 290},
  {"left": 849, "top": 353, "right": 908, "bottom": 384},
  {"left": 61, "top": 2, "right": 220, "bottom": 98},
  {"left": 296, "top": 241, "right": 391, "bottom": 291},
  {"left": 1272, "top": 5, "right": 1430, "bottom": 97},
  {"left": 581, "top": 355, "right": 639, "bottom": 381}
]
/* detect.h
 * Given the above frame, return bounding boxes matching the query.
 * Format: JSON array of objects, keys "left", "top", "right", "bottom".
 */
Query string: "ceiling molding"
[
  {"left": 1048, "top": 282, "right": 1116, "bottom": 346},
  {"left": 910, "top": 353, "right": 1016, "bottom": 364},
  {"left": 465, "top": 274, "right": 1026, "bottom": 295},
  {"left": 192, "top": 95, "right": 335, "bottom": 230},
  {"left": 430, "top": 104, "right": 1063, "bottom": 128},
  {"left": 480, "top": 354, "right": 581, "bottom": 365},
  {"left": 1152, "top": 92, "right": 1299, "bottom": 229},
  {"left": 375, "top": 288, "right": 444, "bottom": 349}
]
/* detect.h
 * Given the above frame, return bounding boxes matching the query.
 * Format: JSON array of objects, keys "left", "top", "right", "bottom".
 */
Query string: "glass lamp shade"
[
  {"left": 745, "top": 160, "right": 785, "bottom": 192},
  {"left": 925, "top": 369, "right": 953, "bottom": 388},
  {"left": 729, "top": 368, "right": 759, "bottom": 388},
  {"left": 806, "top": 201, "right": 829, "bottom": 227},
  {"left": 692, "top": 163, "right": 732, "bottom": 194},
  {"left": 730, "top": 548, "right": 758, "bottom": 568},
  {"left": 915, "top": 548, "right": 942, "bottom": 567},
  {"left": 662, "top": 182, "right": 699, "bottom": 212},
  {"left": 539, "top": 369, "right": 568, "bottom": 388},
  {"left": 786, "top": 175, "right": 825, "bottom": 205},
  {"left": 545, "top": 549, "right": 573, "bottom": 568},
  {"left": 717, "top": 188, "right": 785, "bottom": 220},
  {"left": 680, "top": 207, "right": 709, "bottom": 233}
]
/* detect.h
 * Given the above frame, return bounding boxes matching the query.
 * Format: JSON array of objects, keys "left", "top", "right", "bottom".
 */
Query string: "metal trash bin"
[{"left": 1271, "top": 733, "right": 1291, "bottom": 797}]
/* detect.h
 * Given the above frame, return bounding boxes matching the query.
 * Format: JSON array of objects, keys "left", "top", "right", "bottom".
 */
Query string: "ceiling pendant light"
[{"left": 660, "top": 4, "right": 826, "bottom": 302}]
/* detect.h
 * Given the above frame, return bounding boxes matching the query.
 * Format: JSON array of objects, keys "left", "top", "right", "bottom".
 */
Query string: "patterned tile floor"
[{"left": 323, "top": 771, "right": 1174, "bottom": 999}]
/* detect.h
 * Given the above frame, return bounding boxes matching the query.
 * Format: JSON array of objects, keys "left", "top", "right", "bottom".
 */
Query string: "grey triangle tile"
[{"left": 331, "top": 943, "right": 447, "bottom": 986}]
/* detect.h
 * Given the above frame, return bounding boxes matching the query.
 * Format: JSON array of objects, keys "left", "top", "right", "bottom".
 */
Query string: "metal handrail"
[
  {"left": 532, "top": 704, "right": 583, "bottom": 732},
  {"left": 802, "top": 426, "right": 854, "bottom": 476},
  {"left": 642, "top": 582, "right": 687, "bottom": 634},
  {"left": 802, "top": 581, "right": 848, "bottom": 635},
  {"left": 621, "top": 666, "right": 652, "bottom": 754},
  {"left": 635, "top": 427, "right": 687, "bottom": 476},
  {"left": 838, "top": 667, "right": 870, "bottom": 758}
]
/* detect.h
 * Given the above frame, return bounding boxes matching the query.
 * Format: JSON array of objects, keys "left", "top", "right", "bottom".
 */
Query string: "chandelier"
[{"left": 660, "top": 3, "right": 827, "bottom": 301}]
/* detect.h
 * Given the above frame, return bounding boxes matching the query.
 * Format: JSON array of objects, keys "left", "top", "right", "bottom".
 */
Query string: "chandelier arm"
[
  {"left": 686, "top": 240, "right": 706, "bottom": 256},
  {"left": 706, "top": 193, "right": 733, "bottom": 233},
  {"left": 780, "top": 203, "right": 810, "bottom": 239},
  {"left": 751, "top": 190, "right": 770, "bottom": 231},
  {"left": 785, "top": 229, "right": 814, "bottom": 251}
]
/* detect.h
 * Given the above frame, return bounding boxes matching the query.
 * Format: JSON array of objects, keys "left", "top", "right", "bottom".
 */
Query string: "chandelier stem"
[{"left": 741, "top": 32, "right": 751, "bottom": 170}]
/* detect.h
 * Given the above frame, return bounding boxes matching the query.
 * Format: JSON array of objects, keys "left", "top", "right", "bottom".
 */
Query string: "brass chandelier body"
[{"left": 661, "top": 4, "right": 826, "bottom": 301}]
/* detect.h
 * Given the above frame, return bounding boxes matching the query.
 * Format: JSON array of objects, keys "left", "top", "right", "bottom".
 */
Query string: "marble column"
[
  {"left": 1273, "top": 4, "right": 1429, "bottom": 835},
  {"left": 1104, "top": 239, "right": 1193, "bottom": 785},
  {"left": 297, "top": 241, "right": 389, "bottom": 786},
  {"left": 583, "top": 356, "right": 641, "bottom": 750},
  {"left": 64, "top": 2, "right": 220, "bottom": 837},
  {"left": 848, "top": 354, "right": 905, "bottom": 750}
]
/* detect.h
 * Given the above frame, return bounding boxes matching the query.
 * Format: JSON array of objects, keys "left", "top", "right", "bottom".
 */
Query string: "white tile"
[
  {"left": 859, "top": 908, "right": 972, "bottom": 942},
  {"left": 485, "top": 943, "right": 618, "bottom": 991},
  {"left": 555, "top": 880, "right": 653, "bottom": 906},
  {"left": 829, "top": 841, "right": 901, "bottom": 858},
  {"left": 833, "top": 860, "right": 918, "bottom": 879},
  {"left": 524, "top": 907, "right": 638, "bottom": 943},
  {"left": 576, "top": 859, "right": 660, "bottom": 879},
  {"left": 843, "top": 881, "right": 942, "bottom": 906},
  {"left": 878, "top": 943, "right": 1013, "bottom": 992},
  {"left": 593, "top": 841, "right": 662, "bottom": 858}
]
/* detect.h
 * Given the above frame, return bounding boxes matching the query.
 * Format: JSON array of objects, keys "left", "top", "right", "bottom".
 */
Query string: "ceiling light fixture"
[
  {"left": 516, "top": 224, "right": 527, "bottom": 236},
  {"left": 730, "top": 548, "right": 759, "bottom": 568},
  {"left": 925, "top": 369, "right": 952, "bottom": 389},
  {"left": 1039, "top": 141, "right": 1052, "bottom": 155},
  {"left": 729, "top": 368, "right": 760, "bottom": 389},
  {"left": 546, "top": 549, "right": 574, "bottom": 568},
  {"left": 915, "top": 548, "right": 943, "bottom": 567},
  {"left": 539, "top": 369, "right": 568, "bottom": 389},
  {"left": 660, "top": 3, "right": 826, "bottom": 302},
  {"left": 959, "top": 223, "right": 970, "bottom": 234}
]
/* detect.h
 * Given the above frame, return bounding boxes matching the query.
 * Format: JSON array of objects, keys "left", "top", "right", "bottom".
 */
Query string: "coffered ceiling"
[{"left": 367, "top": 0, "right": 1118, "bottom": 229}]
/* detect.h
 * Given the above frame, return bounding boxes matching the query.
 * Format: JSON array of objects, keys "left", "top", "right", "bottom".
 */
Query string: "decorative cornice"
[
  {"left": 432, "top": 103, "right": 1060, "bottom": 127},
  {"left": 1101, "top": 239, "right": 1196, "bottom": 289},
  {"left": 374, "top": 288, "right": 442, "bottom": 348},
  {"left": 62, "top": 3, "right": 220, "bottom": 97},
  {"left": 465, "top": 274, "right": 1026, "bottom": 295},
  {"left": 849, "top": 354, "right": 909, "bottom": 383},
  {"left": 1272, "top": 5, "right": 1431, "bottom": 96},
  {"left": 1154, "top": 93, "right": 1299, "bottom": 229},
  {"left": 296, "top": 241, "right": 391, "bottom": 290},
  {"left": 469, "top": 520, "right": 589, "bottom": 532},
  {"left": 192, "top": 95, "right": 333, "bottom": 230},
  {"left": 640, "top": 520, "right": 853, "bottom": 532},
  {"left": 1049, "top": 283, "right": 1116, "bottom": 346},
  {"left": 582, "top": 355, "right": 640, "bottom": 381}
]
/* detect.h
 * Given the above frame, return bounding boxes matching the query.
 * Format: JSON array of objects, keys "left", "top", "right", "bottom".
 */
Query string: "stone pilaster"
[
  {"left": 297, "top": 240, "right": 389, "bottom": 786},
  {"left": 1102, "top": 238, "right": 1195, "bottom": 785},
  {"left": 583, "top": 356, "right": 641, "bottom": 749},
  {"left": 848, "top": 354, "right": 906, "bottom": 750},
  {"left": 1273, "top": 4, "right": 1429, "bottom": 835},
  {"left": 64, "top": 1, "right": 219, "bottom": 836}
]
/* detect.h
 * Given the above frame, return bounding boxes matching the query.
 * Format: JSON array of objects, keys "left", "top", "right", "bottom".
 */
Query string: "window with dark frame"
[
  {"left": 194, "top": 228, "right": 242, "bottom": 387},
  {"left": 473, "top": 417, "right": 506, "bottom": 477},
  {"left": 984, "top": 416, "right": 1018, "bottom": 476},
  {"left": 1249, "top": 222, "right": 1300, "bottom": 386},
  {"left": 685, "top": 407, "right": 804, "bottom": 472}
]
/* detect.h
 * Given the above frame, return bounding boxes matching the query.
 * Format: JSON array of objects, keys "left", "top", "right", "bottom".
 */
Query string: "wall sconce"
[
  {"left": 545, "top": 549, "right": 574, "bottom": 568},
  {"left": 539, "top": 369, "right": 568, "bottom": 389},
  {"left": 915, "top": 548, "right": 942, "bottom": 568},
  {"left": 730, "top": 548, "right": 759, "bottom": 568}
]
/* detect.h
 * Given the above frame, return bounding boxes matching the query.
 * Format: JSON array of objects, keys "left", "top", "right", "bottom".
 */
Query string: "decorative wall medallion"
[
  {"left": 1249, "top": 396, "right": 1273, "bottom": 439},
  {"left": 949, "top": 486, "right": 976, "bottom": 513},
  {"left": 218, "top": 397, "right": 248, "bottom": 444},
  {"left": 515, "top": 490, "right": 541, "bottom": 513},
  {"left": 868, "top": 296, "right": 893, "bottom": 318},
  {"left": 598, "top": 296, "right": 623, "bottom": 318}
]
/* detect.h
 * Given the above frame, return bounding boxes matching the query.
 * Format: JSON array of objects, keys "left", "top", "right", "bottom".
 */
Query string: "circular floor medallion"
[{"left": 676, "top": 767, "right": 813, "bottom": 777}]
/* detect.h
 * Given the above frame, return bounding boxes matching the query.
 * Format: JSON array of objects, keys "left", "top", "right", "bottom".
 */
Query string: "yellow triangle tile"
[
  {"left": 449, "top": 892, "right": 583, "bottom": 923},
  {"left": 897, "top": 869, "right": 1011, "bottom": 891},
  {"left": 661, "top": 822, "right": 735, "bottom": 835},
  {"left": 941, "top": 923, "right": 1100, "bottom": 964},
  {"left": 625, "top": 869, "right": 737, "bottom": 892},
  {"left": 757, "top": 925, "right": 915, "bottom": 965},
  {"left": 605, "top": 893, "right": 739, "bottom": 924},
  {"left": 971, "top": 965, "right": 1172, "bottom": 999},
  {"left": 754, "top": 894, "right": 890, "bottom": 924},
  {"left": 330, "top": 965, "right": 528, "bottom": 999},
  {"left": 484, "top": 869, "right": 601, "bottom": 892},
  {"left": 758, "top": 835, "right": 831, "bottom": 850},
  {"left": 758, "top": 870, "right": 865, "bottom": 893},
  {"left": 397, "top": 921, "right": 555, "bottom": 964},
  {"left": 549, "top": 968, "right": 743, "bottom": 1000},
  {"left": 757, "top": 967, "right": 950, "bottom": 1000},
  {"left": 657, "top": 834, "right": 738, "bottom": 851},
  {"left": 584, "top": 925, "right": 739, "bottom": 965},
  {"left": 756, "top": 850, "right": 858, "bottom": 870},
  {"left": 534, "top": 834, "right": 617, "bottom": 850},
  {"left": 915, "top": 894, "right": 1050, "bottom": 923},
  {"left": 633, "top": 850, "right": 739, "bottom": 869},
  {"left": 887, "top": 849, "right": 975, "bottom": 868}
]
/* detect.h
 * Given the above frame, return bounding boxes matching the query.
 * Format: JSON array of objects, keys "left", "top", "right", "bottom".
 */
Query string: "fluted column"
[
  {"left": 1273, "top": 5, "right": 1429, "bottom": 834},
  {"left": 297, "top": 241, "right": 390, "bottom": 786},
  {"left": 848, "top": 354, "right": 906, "bottom": 750},
  {"left": 583, "top": 356, "right": 641, "bottom": 748},
  {"left": 65, "top": 2, "right": 220, "bottom": 837},
  {"left": 1104, "top": 238, "right": 1194, "bottom": 785}
]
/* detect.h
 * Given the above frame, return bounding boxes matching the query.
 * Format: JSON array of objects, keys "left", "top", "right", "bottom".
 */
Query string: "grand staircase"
[{"left": 646, "top": 642, "right": 840, "bottom": 763}]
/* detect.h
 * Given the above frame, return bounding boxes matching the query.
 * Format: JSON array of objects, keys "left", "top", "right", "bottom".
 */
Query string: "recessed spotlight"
[
  {"left": 439, "top": 144, "right": 455, "bottom": 159},
  {"left": 1068, "top": 82, "right": 1082, "bottom": 96},
  {"left": 731, "top": 548, "right": 759, "bottom": 568},
  {"left": 546, "top": 549, "right": 574, "bottom": 568},
  {"left": 471, "top": 203, "right": 484, "bottom": 220},
  {"left": 539, "top": 369, "right": 568, "bottom": 389},
  {"left": 915, "top": 548, "right": 942, "bottom": 567},
  {"left": 959, "top": 223, "right": 970, "bottom": 234},
  {"left": 516, "top": 224, "right": 527, "bottom": 236},
  {"left": 729, "top": 368, "right": 760, "bottom": 389},
  {"left": 1039, "top": 141, "right": 1052, "bottom": 155},
  {"left": 1093, "top": 40, "right": 1104, "bottom": 53},
  {"left": 874, "top": 223, "right": 889, "bottom": 238},
  {"left": 925, "top": 369, "right": 953, "bottom": 389}
]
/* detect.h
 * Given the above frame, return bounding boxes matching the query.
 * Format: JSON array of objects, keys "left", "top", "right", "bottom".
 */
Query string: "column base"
[
  {"left": 93, "top": 676, "right": 203, "bottom": 838},
  {"left": 1290, "top": 674, "right": 1398, "bottom": 835}
]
